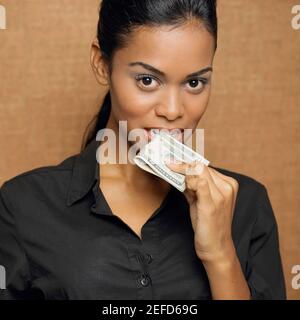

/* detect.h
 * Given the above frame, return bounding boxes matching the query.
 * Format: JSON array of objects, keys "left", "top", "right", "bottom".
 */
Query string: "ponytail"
[{"left": 81, "top": 91, "right": 111, "bottom": 151}]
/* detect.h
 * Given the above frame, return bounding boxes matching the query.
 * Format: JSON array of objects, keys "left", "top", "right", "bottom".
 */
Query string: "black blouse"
[{"left": 0, "top": 138, "right": 286, "bottom": 300}]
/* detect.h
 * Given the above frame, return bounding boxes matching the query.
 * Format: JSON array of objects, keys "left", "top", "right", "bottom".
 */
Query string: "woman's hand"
[
  {"left": 165, "top": 160, "right": 239, "bottom": 264},
  {"left": 165, "top": 160, "right": 251, "bottom": 300}
]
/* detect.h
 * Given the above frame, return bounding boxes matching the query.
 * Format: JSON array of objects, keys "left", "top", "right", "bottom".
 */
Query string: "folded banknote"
[{"left": 133, "top": 131, "right": 210, "bottom": 192}]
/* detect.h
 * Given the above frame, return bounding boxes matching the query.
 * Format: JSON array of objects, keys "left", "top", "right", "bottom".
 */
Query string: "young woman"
[{"left": 0, "top": 0, "right": 286, "bottom": 300}]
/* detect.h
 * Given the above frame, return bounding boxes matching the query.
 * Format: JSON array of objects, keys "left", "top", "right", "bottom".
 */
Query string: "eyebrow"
[{"left": 128, "top": 61, "right": 213, "bottom": 78}]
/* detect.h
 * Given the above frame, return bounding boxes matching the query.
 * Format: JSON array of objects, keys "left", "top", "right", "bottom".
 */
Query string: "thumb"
[{"left": 183, "top": 189, "right": 196, "bottom": 205}]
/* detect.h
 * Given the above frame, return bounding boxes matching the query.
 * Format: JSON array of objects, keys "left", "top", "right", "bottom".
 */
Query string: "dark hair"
[{"left": 81, "top": 0, "right": 218, "bottom": 150}]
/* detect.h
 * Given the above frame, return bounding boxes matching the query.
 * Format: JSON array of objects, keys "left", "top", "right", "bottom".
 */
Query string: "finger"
[
  {"left": 164, "top": 160, "right": 190, "bottom": 175},
  {"left": 183, "top": 188, "right": 197, "bottom": 205},
  {"left": 167, "top": 160, "right": 224, "bottom": 203},
  {"left": 198, "top": 165, "right": 225, "bottom": 204},
  {"left": 194, "top": 178, "right": 216, "bottom": 213},
  {"left": 209, "top": 166, "right": 239, "bottom": 193},
  {"left": 184, "top": 175, "right": 214, "bottom": 206},
  {"left": 209, "top": 167, "right": 239, "bottom": 213},
  {"left": 207, "top": 167, "right": 233, "bottom": 195}
]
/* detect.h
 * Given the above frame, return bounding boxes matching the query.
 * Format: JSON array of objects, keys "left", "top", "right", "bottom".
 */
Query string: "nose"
[{"left": 154, "top": 88, "right": 184, "bottom": 121}]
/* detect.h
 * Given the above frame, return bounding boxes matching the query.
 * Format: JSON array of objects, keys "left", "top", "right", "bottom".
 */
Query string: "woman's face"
[{"left": 100, "top": 21, "right": 215, "bottom": 143}]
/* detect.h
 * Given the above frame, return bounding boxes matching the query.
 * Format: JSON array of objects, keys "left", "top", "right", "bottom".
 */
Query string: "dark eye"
[
  {"left": 186, "top": 78, "right": 208, "bottom": 92},
  {"left": 135, "top": 74, "right": 160, "bottom": 90}
]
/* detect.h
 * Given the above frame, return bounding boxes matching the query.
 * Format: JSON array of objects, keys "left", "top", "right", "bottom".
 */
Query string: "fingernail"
[{"left": 186, "top": 162, "right": 204, "bottom": 175}]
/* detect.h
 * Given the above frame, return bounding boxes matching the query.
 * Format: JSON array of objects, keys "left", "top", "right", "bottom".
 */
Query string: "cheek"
[
  {"left": 111, "top": 77, "right": 154, "bottom": 120},
  {"left": 184, "top": 88, "right": 211, "bottom": 125}
]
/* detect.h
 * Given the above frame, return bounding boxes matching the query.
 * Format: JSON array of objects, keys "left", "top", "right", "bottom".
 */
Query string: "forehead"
[{"left": 113, "top": 21, "right": 215, "bottom": 73}]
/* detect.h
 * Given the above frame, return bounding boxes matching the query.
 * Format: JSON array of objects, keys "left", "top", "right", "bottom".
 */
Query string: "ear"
[{"left": 90, "top": 38, "right": 110, "bottom": 86}]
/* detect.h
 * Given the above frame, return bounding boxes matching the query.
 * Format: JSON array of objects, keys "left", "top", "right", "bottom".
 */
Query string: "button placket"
[{"left": 124, "top": 220, "right": 160, "bottom": 299}]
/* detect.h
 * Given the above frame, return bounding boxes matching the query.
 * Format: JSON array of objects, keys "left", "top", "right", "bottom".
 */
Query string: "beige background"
[{"left": 0, "top": 0, "right": 299, "bottom": 299}]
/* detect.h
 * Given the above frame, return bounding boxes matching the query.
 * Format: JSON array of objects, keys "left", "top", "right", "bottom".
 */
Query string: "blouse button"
[
  {"left": 140, "top": 274, "right": 151, "bottom": 287},
  {"left": 145, "top": 253, "right": 153, "bottom": 264}
]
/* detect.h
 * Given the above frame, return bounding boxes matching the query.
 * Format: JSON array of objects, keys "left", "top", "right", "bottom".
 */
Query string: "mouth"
[{"left": 143, "top": 127, "right": 184, "bottom": 142}]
